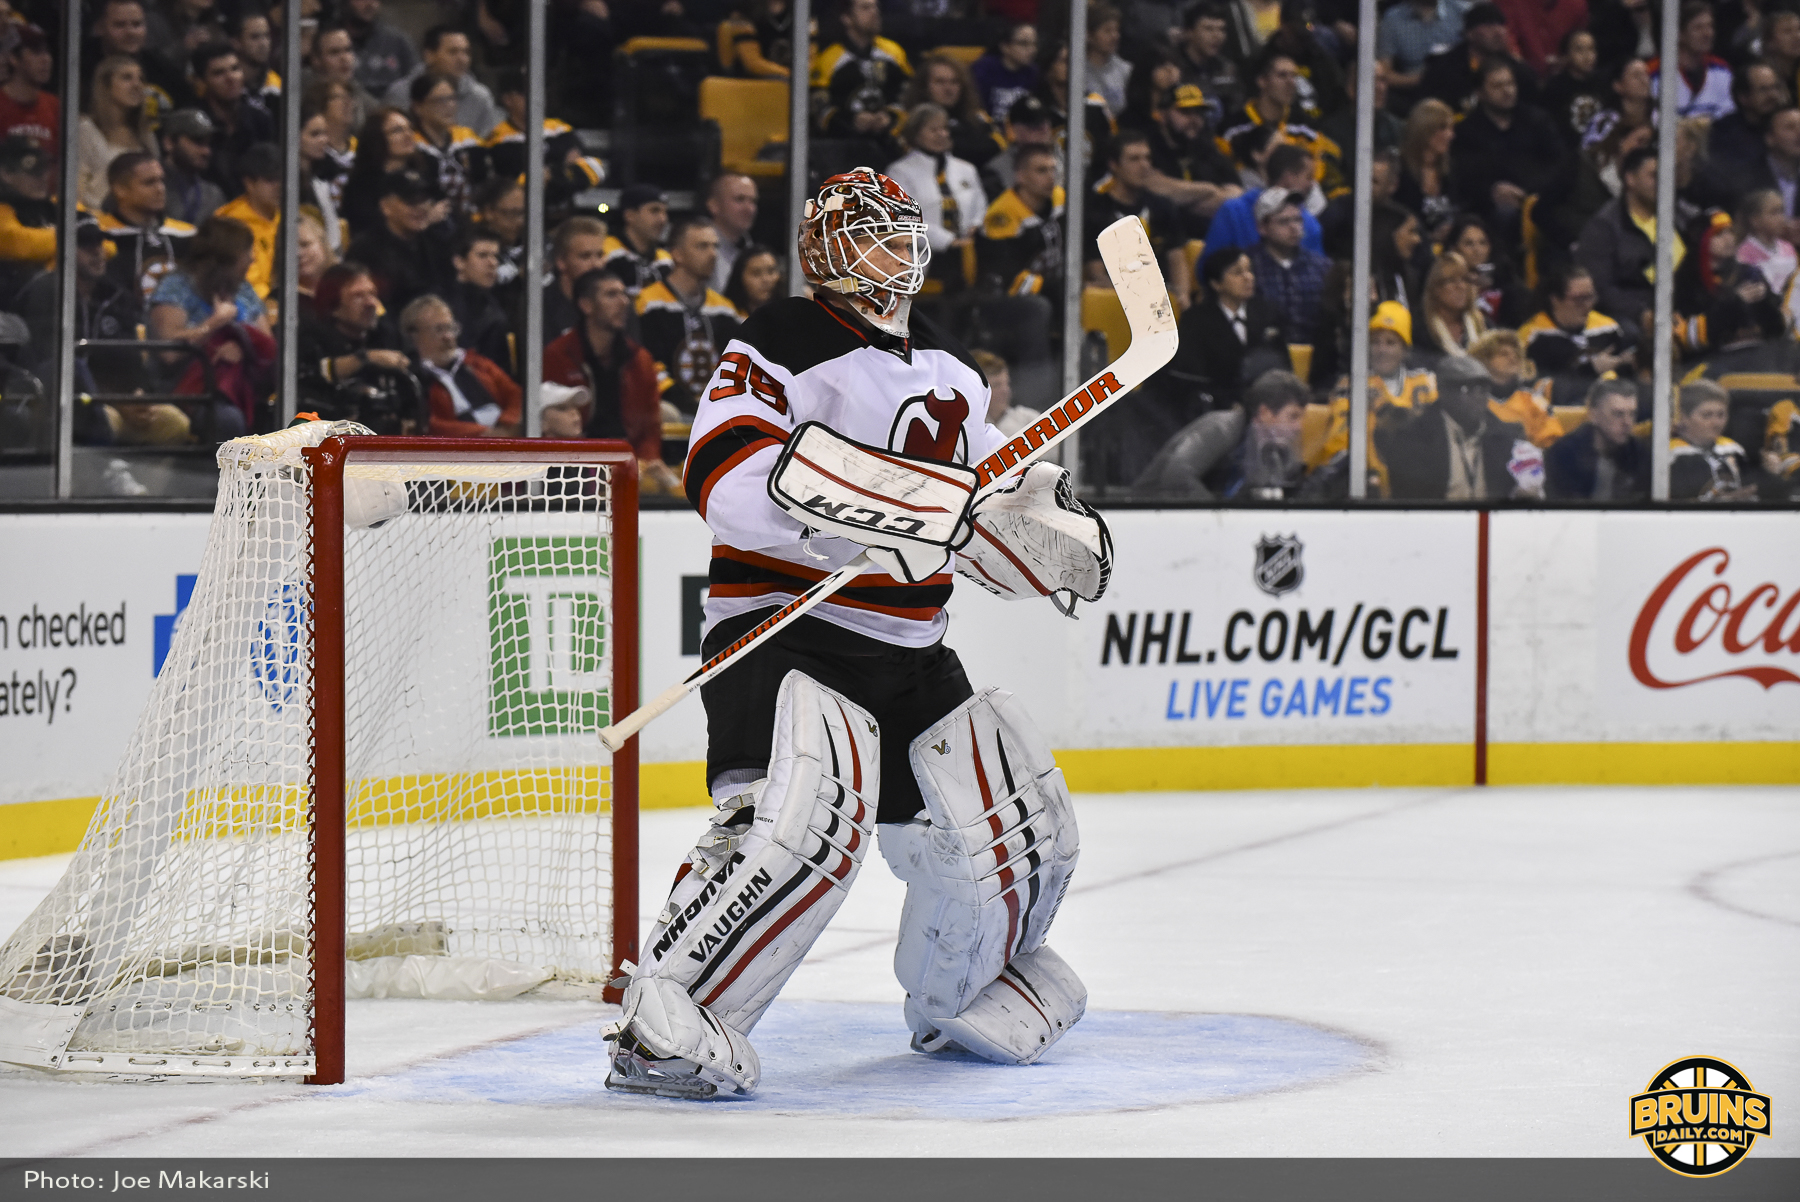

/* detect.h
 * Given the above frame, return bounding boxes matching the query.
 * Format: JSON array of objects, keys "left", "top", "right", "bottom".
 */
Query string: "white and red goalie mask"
[{"left": 799, "top": 167, "right": 931, "bottom": 336}]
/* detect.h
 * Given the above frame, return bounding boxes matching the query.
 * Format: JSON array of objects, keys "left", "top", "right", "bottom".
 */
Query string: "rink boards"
[{"left": 2, "top": 507, "right": 1796, "bottom": 854}]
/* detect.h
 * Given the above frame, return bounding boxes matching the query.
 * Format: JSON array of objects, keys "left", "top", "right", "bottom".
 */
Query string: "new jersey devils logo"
[{"left": 889, "top": 388, "right": 970, "bottom": 462}]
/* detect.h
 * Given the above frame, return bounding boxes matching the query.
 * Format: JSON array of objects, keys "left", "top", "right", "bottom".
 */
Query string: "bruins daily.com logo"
[{"left": 1630, "top": 1056, "right": 1771, "bottom": 1177}]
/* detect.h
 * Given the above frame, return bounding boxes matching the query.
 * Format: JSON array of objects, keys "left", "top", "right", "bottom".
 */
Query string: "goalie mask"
[{"left": 799, "top": 167, "right": 931, "bottom": 337}]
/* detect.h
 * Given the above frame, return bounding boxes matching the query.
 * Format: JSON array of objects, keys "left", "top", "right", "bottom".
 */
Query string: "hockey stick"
[{"left": 597, "top": 217, "right": 1178, "bottom": 753}]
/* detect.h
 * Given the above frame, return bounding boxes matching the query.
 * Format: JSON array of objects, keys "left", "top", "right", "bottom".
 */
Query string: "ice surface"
[{"left": 1, "top": 786, "right": 1795, "bottom": 1158}]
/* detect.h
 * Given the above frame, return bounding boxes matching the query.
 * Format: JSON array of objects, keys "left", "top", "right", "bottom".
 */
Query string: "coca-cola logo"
[{"left": 1629, "top": 548, "right": 1800, "bottom": 690}]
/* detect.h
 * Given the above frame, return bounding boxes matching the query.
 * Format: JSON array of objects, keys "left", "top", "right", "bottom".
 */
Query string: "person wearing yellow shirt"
[
  {"left": 1314, "top": 300, "right": 1435, "bottom": 496},
  {"left": 1467, "top": 328, "right": 1563, "bottom": 448},
  {"left": 0, "top": 136, "right": 57, "bottom": 303},
  {"left": 213, "top": 143, "right": 281, "bottom": 300}
]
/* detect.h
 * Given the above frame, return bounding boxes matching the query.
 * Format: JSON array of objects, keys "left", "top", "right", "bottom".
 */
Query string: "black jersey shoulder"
[
  {"left": 736, "top": 296, "right": 872, "bottom": 375},
  {"left": 908, "top": 308, "right": 988, "bottom": 387}
]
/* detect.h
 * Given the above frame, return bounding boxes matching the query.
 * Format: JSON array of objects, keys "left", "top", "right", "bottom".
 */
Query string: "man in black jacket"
[
  {"left": 1377, "top": 355, "right": 1538, "bottom": 500},
  {"left": 1450, "top": 58, "right": 1564, "bottom": 233},
  {"left": 444, "top": 228, "right": 515, "bottom": 377},
  {"left": 345, "top": 169, "right": 455, "bottom": 311},
  {"left": 191, "top": 43, "right": 274, "bottom": 199},
  {"left": 1169, "top": 245, "right": 1289, "bottom": 414},
  {"left": 1576, "top": 145, "right": 1663, "bottom": 333},
  {"left": 1545, "top": 376, "right": 1648, "bottom": 500},
  {"left": 1418, "top": 2, "right": 1536, "bottom": 113}
]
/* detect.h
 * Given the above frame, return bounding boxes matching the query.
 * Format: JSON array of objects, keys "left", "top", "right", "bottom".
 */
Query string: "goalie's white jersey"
[{"left": 683, "top": 295, "right": 1008, "bottom": 647}]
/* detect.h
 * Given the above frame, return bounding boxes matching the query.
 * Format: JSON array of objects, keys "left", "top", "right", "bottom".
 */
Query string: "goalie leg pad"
[
  {"left": 904, "top": 944, "right": 1086, "bottom": 1065},
  {"left": 631, "top": 670, "right": 878, "bottom": 1035},
  {"left": 881, "top": 689, "right": 1078, "bottom": 1022}
]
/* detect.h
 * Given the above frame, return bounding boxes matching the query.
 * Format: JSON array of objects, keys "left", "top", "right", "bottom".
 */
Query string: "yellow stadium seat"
[
  {"left": 1287, "top": 343, "right": 1313, "bottom": 383},
  {"left": 1713, "top": 372, "right": 1800, "bottom": 391},
  {"left": 1081, "top": 285, "right": 1132, "bottom": 365},
  {"left": 620, "top": 36, "right": 711, "bottom": 55},
  {"left": 700, "top": 77, "right": 790, "bottom": 178},
  {"left": 1300, "top": 402, "right": 1331, "bottom": 465},
  {"left": 1553, "top": 405, "right": 1589, "bottom": 432},
  {"left": 933, "top": 45, "right": 984, "bottom": 66}
]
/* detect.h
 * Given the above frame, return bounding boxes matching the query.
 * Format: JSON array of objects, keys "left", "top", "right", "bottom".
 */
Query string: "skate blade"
[{"left": 604, "top": 1072, "right": 719, "bottom": 1100}]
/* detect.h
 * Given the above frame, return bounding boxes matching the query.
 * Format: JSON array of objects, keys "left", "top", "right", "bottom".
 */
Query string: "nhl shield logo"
[{"left": 1253, "top": 535, "right": 1304, "bottom": 597}]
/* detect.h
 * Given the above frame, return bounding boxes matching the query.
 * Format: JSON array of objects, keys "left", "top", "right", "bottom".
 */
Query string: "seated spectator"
[
  {"left": 1445, "top": 214, "right": 1532, "bottom": 328},
  {"left": 978, "top": 142, "right": 1064, "bottom": 299},
  {"left": 724, "top": 0, "right": 797, "bottom": 80},
  {"left": 1323, "top": 147, "right": 1399, "bottom": 259},
  {"left": 302, "top": 78, "right": 360, "bottom": 213},
  {"left": 1419, "top": 2, "right": 1531, "bottom": 114},
  {"left": 1582, "top": 58, "right": 1654, "bottom": 196},
  {"left": 1669, "top": 379, "right": 1755, "bottom": 500},
  {"left": 1320, "top": 59, "right": 1402, "bottom": 166},
  {"left": 1314, "top": 301, "right": 1438, "bottom": 496},
  {"left": 1033, "top": 41, "right": 1117, "bottom": 174},
  {"left": 157, "top": 109, "right": 225, "bottom": 226},
  {"left": 486, "top": 68, "right": 606, "bottom": 213},
  {"left": 305, "top": 24, "right": 378, "bottom": 132},
  {"left": 1675, "top": 210, "right": 1739, "bottom": 346},
  {"left": 1174, "top": 5, "right": 1241, "bottom": 124},
  {"left": 1086, "top": 4, "right": 1132, "bottom": 116},
  {"left": 812, "top": 0, "right": 910, "bottom": 154},
  {"left": 1577, "top": 145, "right": 1664, "bottom": 334},
  {"left": 972, "top": 347, "right": 1037, "bottom": 436},
  {"left": 444, "top": 228, "right": 514, "bottom": 376},
  {"left": 1119, "top": 46, "right": 1181, "bottom": 134},
  {"left": 1395, "top": 97, "right": 1457, "bottom": 236},
  {"left": 904, "top": 53, "right": 1006, "bottom": 172},
  {"left": 1695, "top": 290, "right": 1794, "bottom": 377},
  {"left": 146, "top": 215, "right": 273, "bottom": 438},
  {"left": 383, "top": 25, "right": 501, "bottom": 138},
  {"left": 1088, "top": 132, "right": 1190, "bottom": 304},
  {"left": 724, "top": 244, "right": 782, "bottom": 318},
  {"left": 1708, "top": 62, "right": 1786, "bottom": 188},
  {"left": 215, "top": 143, "right": 281, "bottom": 299},
  {"left": 0, "top": 25, "right": 59, "bottom": 159},
  {"left": 293, "top": 211, "right": 335, "bottom": 306},
  {"left": 297, "top": 261, "right": 412, "bottom": 419},
  {"left": 408, "top": 72, "right": 480, "bottom": 218},
  {"left": 1416, "top": 251, "right": 1488, "bottom": 359},
  {"left": 886, "top": 104, "right": 986, "bottom": 294},
  {"left": 474, "top": 176, "right": 526, "bottom": 289},
  {"left": 1541, "top": 29, "right": 1608, "bottom": 149},
  {"left": 1520, "top": 265, "right": 1635, "bottom": 403},
  {"left": 1145, "top": 85, "right": 1242, "bottom": 227},
  {"left": 345, "top": 168, "right": 455, "bottom": 310},
  {"left": 297, "top": 95, "right": 347, "bottom": 254},
  {"left": 0, "top": 137, "right": 56, "bottom": 306},
  {"left": 228, "top": 8, "right": 280, "bottom": 109},
  {"left": 1376, "top": 354, "right": 1540, "bottom": 500},
  {"left": 542, "top": 268, "right": 669, "bottom": 483},
  {"left": 97, "top": 152, "right": 194, "bottom": 303},
  {"left": 404, "top": 293, "right": 520, "bottom": 437},
  {"left": 1544, "top": 375, "right": 1647, "bottom": 500},
  {"left": 1204, "top": 143, "right": 1324, "bottom": 257},
  {"left": 1377, "top": 0, "right": 1462, "bottom": 108},
  {"left": 1220, "top": 50, "right": 1342, "bottom": 192},
  {"left": 1451, "top": 58, "right": 1565, "bottom": 231},
  {"left": 1227, "top": 369, "right": 1313, "bottom": 499},
  {"left": 88, "top": 0, "right": 189, "bottom": 117},
  {"left": 1226, "top": 120, "right": 1283, "bottom": 190},
  {"left": 1168, "top": 245, "right": 1289, "bottom": 413},
  {"left": 341, "top": 106, "right": 424, "bottom": 237},
  {"left": 1468, "top": 328, "right": 1563, "bottom": 447},
  {"left": 1763, "top": 392, "right": 1800, "bottom": 494},
  {"left": 636, "top": 218, "right": 742, "bottom": 416},
  {"left": 600, "top": 186, "right": 673, "bottom": 300},
  {"left": 1370, "top": 199, "right": 1424, "bottom": 310},
  {"left": 1653, "top": 3, "right": 1735, "bottom": 122},
  {"left": 980, "top": 95, "right": 1059, "bottom": 201},
  {"left": 145, "top": 0, "right": 224, "bottom": 68},
  {"left": 1249, "top": 188, "right": 1328, "bottom": 346},
  {"left": 1261, "top": 11, "right": 1347, "bottom": 118},
  {"left": 1734, "top": 188, "right": 1798, "bottom": 295},
  {"left": 342, "top": 0, "right": 418, "bottom": 99},
  {"left": 972, "top": 22, "right": 1039, "bottom": 127},
  {"left": 1496, "top": 0, "right": 1587, "bottom": 80},
  {"left": 705, "top": 174, "right": 759, "bottom": 294},
  {"left": 77, "top": 56, "right": 160, "bottom": 211},
  {"left": 18, "top": 216, "right": 153, "bottom": 430},
  {"left": 1738, "top": 106, "right": 1800, "bottom": 239},
  {"left": 190, "top": 43, "right": 275, "bottom": 199}
]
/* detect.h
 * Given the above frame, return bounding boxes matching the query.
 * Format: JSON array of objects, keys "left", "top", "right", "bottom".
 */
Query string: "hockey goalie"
[{"left": 604, "top": 168, "right": 1113, "bottom": 1098}]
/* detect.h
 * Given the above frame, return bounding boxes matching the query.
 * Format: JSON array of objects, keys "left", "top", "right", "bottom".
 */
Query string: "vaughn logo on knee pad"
[{"left": 681, "top": 867, "right": 778, "bottom": 965}]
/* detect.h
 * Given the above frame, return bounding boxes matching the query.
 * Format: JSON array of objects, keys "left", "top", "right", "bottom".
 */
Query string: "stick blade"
[{"left": 1095, "top": 217, "right": 1179, "bottom": 367}]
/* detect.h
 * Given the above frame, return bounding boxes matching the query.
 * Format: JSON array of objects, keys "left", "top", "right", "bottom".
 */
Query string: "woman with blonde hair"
[
  {"left": 78, "top": 55, "right": 159, "bottom": 209},
  {"left": 901, "top": 52, "right": 1005, "bottom": 170},
  {"left": 1394, "top": 98, "right": 1456, "bottom": 235},
  {"left": 1418, "top": 251, "right": 1488, "bottom": 358}
]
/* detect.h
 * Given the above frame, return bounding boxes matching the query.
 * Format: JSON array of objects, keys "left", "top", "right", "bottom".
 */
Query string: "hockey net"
[{"left": 0, "top": 424, "right": 639, "bottom": 1081}]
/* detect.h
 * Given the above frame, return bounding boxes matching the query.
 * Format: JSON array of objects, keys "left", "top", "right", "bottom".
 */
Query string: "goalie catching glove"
[
  {"left": 957, "top": 463, "right": 1112, "bottom": 611},
  {"left": 768, "top": 420, "right": 978, "bottom": 583}
]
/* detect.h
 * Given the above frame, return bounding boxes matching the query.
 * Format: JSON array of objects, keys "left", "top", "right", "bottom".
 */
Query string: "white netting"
[{"left": 0, "top": 424, "right": 624, "bottom": 1077}]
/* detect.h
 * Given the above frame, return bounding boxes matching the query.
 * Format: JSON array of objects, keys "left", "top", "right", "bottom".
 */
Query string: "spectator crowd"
[{"left": 0, "top": 0, "right": 1793, "bottom": 504}]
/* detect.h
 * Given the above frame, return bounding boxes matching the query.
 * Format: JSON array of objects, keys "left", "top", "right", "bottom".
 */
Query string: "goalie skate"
[{"left": 603, "top": 1032, "right": 729, "bottom": 1101}]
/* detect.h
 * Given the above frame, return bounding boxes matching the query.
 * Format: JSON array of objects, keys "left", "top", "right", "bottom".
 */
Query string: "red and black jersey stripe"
[
  {"left": 684, "top": 415, "right": 789, "bottom": 517},
  {"left": 710, "top": 545, "right": 953, "bottom": 621}
]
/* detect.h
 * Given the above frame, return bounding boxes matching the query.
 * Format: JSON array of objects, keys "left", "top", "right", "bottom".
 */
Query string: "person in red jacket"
[
  {"left": 542, "top": 266, "right": 681, "bottom": 492},
  {"left": 400, "top": 292, "right": 522, "bottom": 436}
]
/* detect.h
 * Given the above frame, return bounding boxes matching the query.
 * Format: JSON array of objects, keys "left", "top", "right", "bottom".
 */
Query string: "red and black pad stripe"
[
  {"left": 709, "top": 546, "right": 953, "bottom": 621},
  {"left": 992, "top": 731, "right": 1045, "bottom": 955},
  {"left": 685, "top": 415, "right": 789, "bottom": 517},
  {"left": 968, "top": 718, "right": 1024, "bottom": 960}
]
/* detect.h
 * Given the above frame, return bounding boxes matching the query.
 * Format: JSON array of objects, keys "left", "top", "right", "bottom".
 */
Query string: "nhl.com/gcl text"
[{"left": 21, "top": 1170, "right": 272, "bottom": 1191}]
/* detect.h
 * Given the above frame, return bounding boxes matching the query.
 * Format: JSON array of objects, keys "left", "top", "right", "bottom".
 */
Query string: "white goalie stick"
[{"left": 598, "top": 217, "right": 1178, "bottom": 752}]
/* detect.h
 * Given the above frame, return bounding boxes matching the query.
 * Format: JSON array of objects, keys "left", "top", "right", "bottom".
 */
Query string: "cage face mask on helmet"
[{"left": 799, "top": 167, "right": 931, "bottom": 336}]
